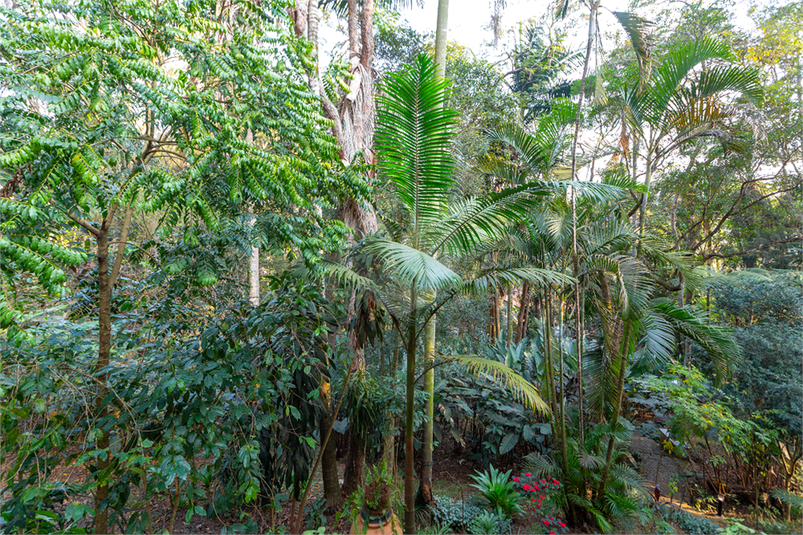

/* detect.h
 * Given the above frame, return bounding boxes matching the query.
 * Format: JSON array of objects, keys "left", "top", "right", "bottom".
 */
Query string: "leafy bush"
[
  {"left": 659, "top": 505, "right": 720, "bottom": 535},
  {"left": 432, "top": 495, "right": 484, "bottom": 532},
  {"left": 434, "top": 337, "right": 553, "bottom": 465},
  {"left": 0, "top": 277, "right": 337, "bottom": 533},
  {"left": 511, "top": 472, "right": 563, "bottom": 515},
  {"left": 467, "top": 510, "right": 511, "bottom": 534},
  {"left": 469, "top": 465, "right": 523, "bottom": 518}
]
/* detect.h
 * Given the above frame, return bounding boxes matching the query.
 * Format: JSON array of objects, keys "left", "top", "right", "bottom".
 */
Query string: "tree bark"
[
  {"left": 404, "top": 287, "right": 418, "bottom": 534},
  {"left": 416, "top": 4, "right": 449, "bottom": 510},
  {"left": 515, "top": 282, "right": 530, "bottom": 343},
  {"left": 416, "top": 310, "right": 436, "bottom": 507},
  {"left": 433, "top": 0, "right": 450, "bottom": 79},
  {"left": 342, "top": 431, "right": 366, "bottom": 498},
  {"left": 94, "top": 226, "right": 113, "bottom": 535},
  {"left": 569, "top": 0, "right": 598, "bottom": 449},
  {"left": 319, "top": 380, "right": 341, "bottom": 511},
  {"left": 249, "top": 213, "right": 260, "bottom": 306}
]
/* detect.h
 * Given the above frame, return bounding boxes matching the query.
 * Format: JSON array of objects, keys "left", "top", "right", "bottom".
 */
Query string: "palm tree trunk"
[
  {"left": 417, "top": 309, "right": 436, "bottom": 507},
  {"left": 490, "top": 288, "right": 499, "bottom": 338},
  {"left": 515, "top": 282, "right": 530, "bottom": 343},
  {"left": 639, "top": 153, "right": 653, "bottom": 234},
  {"left": 506, "top": 288, "right": 514, "bottom": 344},
  {"left": 542, "top": 289, "right": 557, "bottom": 415},
  {"left": 417, "top": 8, "right": 449, "bottom": 506},
  {"left": 570, "top": 0, "right": 598, "bottom": 448},
  {"left": 404, "top": 286, "right": 419, "bottom": 534},
  {"left": 598, "top": 319, "right": 632, "bottom": 496},
  {"left": 433, "top": 0, "right": 449, "bottom": 79}
]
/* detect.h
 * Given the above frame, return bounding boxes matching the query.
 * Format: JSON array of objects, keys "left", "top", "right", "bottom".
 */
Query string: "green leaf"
[{"left": 499, "top": 432, "right": 520, "bottom": 455}]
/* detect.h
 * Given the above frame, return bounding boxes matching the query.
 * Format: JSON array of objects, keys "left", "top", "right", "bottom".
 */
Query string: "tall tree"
[
  {"left": 0, "top": 2, "right": 352, "bottom": 531},
  {"left": 325, "top": 55, "right": 566, "bottom": 533},
  {"left": 417, "top": 0, "right": 449, "bottom": 508}
]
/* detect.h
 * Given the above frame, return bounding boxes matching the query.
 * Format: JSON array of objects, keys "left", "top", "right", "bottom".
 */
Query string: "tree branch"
[
  {"left": 110, "top": 203, "right": 133, "bottom": 290},
  {"left": 701, "top": 235, "right": 803, "bottom": 262},
  {"left": 65, "top": 211, "right": 100, "bottom": 237}
]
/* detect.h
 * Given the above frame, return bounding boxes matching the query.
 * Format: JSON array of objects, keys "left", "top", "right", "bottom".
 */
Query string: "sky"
[
  {"left": 318, "top": 0, "right": 772, "bottom": 70},
  {"left": 398, "top": 0, "right": 763, "bottom": 56}
]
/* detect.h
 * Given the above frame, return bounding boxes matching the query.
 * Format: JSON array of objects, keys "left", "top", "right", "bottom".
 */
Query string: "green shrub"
[
  {"left": 432, "top": 495, "right": 484, "bottom": 532},
  {"left": 468, "top": 510, "right": 511, "bottom": 534},
  {"left": 469, "top": 465, "right": 523, "bottom": 518},
  {"left": 660, "top": 505, "right": 720, "bottom": 534}
]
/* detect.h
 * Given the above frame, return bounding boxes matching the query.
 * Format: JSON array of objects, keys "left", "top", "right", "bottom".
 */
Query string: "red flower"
[
  {"left": 550, "top": 532, "right": 556, "bottom": 535},
  {"left": 523, "top": 484, "right": 531, "bottom": 490},
  {"left": 512, "top": 477, "right": 520, "bottom": 482},
  {"left": 540, "top": 479, "right": 546, "bottom": 483},
  {"left": 525, "top": 472, "right": 531, "bottom": 477},
  {"left": 559, "top": 522, "right": 566, "bottom": 527},
  {"left": 542, "top": 519, "right": 549, "bottom": 525},
  {"left": 531, "top": 498, "right": 535, "bottom": 502},
  {"left": 540, "top": 495, "right": 545, "bottom": 499}
]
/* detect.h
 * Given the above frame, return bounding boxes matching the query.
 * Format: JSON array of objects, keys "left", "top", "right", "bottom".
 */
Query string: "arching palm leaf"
[
  {"left": 362, "top": 237, "right": 462, "bottom": 292},
  {"left": 650, "top": 297, "right": 741, "bottom": 383},
  {"left": 442, "top": 355, "right": 550, "bottom": 415}
]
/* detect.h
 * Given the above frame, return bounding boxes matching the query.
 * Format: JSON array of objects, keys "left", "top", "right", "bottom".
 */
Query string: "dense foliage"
[{"left": 0, "top": 1, "right": 800, "bottom": 534}]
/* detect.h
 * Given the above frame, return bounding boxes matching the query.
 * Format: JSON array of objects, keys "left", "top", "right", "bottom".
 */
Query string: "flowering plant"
[{"left": 510, "top": 473, "right": 568, "bottom": 534}]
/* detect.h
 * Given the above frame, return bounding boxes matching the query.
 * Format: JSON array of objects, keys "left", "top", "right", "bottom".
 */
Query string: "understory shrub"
[
  {"left": 467, "top": 510, "right": 511, "bottom": 534},
  {"left": 469, "top": 465, "right": 523, "bottom": 518},
  {"left": 659, "top": 505, "right": 721, "bottom": 535},
  {"left": 432, "top": 495, "right": 484, "bottom": 532},
  {"left": 0, "top": 278, "right": 337, "bottom": 533}
]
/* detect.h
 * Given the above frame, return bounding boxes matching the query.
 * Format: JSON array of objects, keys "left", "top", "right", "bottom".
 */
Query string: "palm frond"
[
  {"left": 523, "top": 451, "right": 560, "bottom": 479},
  {"left": 650, "top": 298, "right": 740, "bottom": 383},
  {"left": 612, "top": 12, "right": 653, "bottom": 90},
  {"left": 362, "top": 237, "right": 462, "bottom": 293},
  {"left": 443, "top": 355, "right": 550, "bottom": 415},
  {"left": 432, "top": 182, "right": 554, "bottom": 255},
  {"left": 461, "top": 267, "right": 574, "bottom": 295},
  {"left": 376, "top": 54, "right": 458, "bottom": 234},
  {"left": 688, "top": 65, "right": 763, "bottom": 106},
  {"left": 304, "top": 260, "right": 380, "bottom": 293}
]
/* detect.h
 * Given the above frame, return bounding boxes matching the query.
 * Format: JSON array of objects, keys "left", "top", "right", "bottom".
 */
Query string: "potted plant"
[{"left": 351, "top": 460, "right": 400, "bottom": 535}]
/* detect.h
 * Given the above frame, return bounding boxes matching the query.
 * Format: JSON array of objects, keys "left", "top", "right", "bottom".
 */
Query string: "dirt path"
[{"left": 631, "top": 430, "right": 684, "bottom": 497}]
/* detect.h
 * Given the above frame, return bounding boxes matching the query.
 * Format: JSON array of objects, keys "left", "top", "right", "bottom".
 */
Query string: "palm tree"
[
  {"left": 478, "top": 125, "right": 741, "bottom": 526},
  {"left": 621, "top": 37, "right": 764, "bottom": 233},
  {"left": 323, "top": 54, "right": 576, "bottom": 533}
]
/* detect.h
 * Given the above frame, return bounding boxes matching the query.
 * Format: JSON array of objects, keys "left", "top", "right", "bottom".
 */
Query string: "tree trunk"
[
  {"left": 319, "top": 380, "right": 341, "bottom": 511},
  {"left": 404, "top": 287, "right": 418, "bottom": 534},
  {"left": 433, "top": 0, "right": 449, "bottom": 79},
  {"left": 489, "top": 287, "right": 502, "bottom": 339},
  {"left": 506, "top": 288, "right": 514, "bottom": 344},
  {"left": 94, "top": 227, "right": 112, "bottom": 535},
  {"left": 417, "top": 5, "right": 449, "bottom": 509},
  {"left": 342, "top": 432, "right": 366, "bottom": 498},
  {"left": 515, "top": 282, "right": 530, "bottom": 343},
  {"left": 249, "top": 217, "right": 260, "bottom": 305},
  {"left": 569, "top": 0, "right": 598, "bottom": 449},
  {"left": 598, "top": 319, "right": 632, "bottom": 496},
  {"left": 417, "top": 311, "right": 436, "bottom": 507}
]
